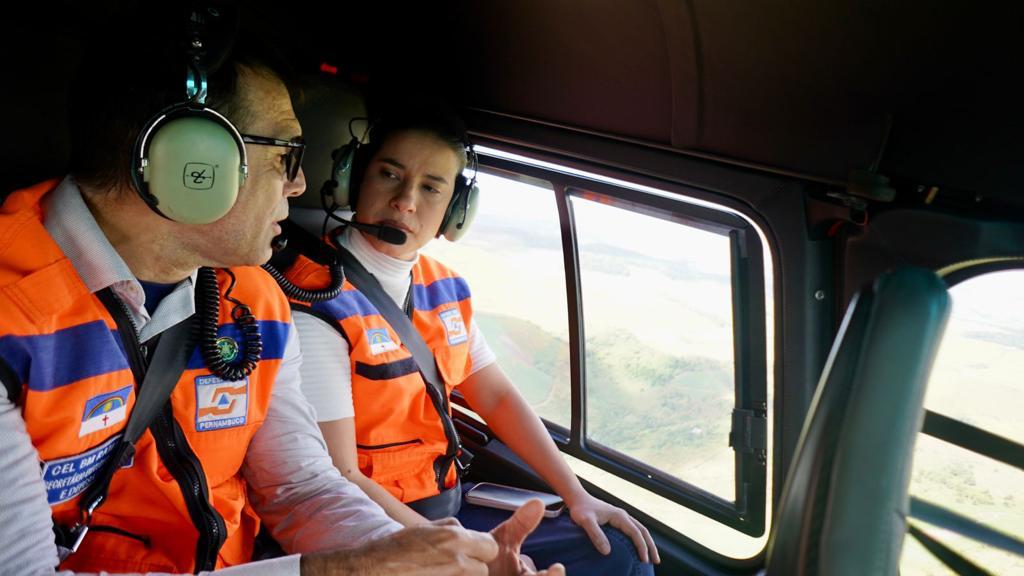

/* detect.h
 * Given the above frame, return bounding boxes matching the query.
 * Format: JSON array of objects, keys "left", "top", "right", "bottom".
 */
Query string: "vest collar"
[
  {"left": 340, "top": 225, "right": 417, "bottom": 307},
  {"left": 43, "top": 176, "right": 138, "bottom": 296},
  {"left": 39, "top": 176, "right": 197, "bottom": 340}
]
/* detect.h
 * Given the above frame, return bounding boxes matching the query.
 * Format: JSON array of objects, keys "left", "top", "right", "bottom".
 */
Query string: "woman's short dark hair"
[
  {"left": 367, "top": 101, "right": 470, "bottom": 169},
  {"left": 68, "top": 3, "right": 292, "bottom": 193}
]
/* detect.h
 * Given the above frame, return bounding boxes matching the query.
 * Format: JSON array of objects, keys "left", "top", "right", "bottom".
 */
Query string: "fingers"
[
  {"left": 632, "top": 516, "right": 660, "bottom": 564},
  {"left": 441, "top": 561, "right": 489, "bottom": 576},
  {"left": 535, "top": 562, "right": 566, "bottom": 576},
  {"left": 414, "top": 522, "right": 499, "bottom": 564},
  {"left": 577, "top": 514, "right": 612, "bottom": 555},
  {"left": 607, "top": 511, "right": 650, "bottom": 563},
  {"left": 519, "top": 553, "right": 537, "bottom": 571},
  {"left": 455, "top": 527, "right": 500, "bottom": 564},
  {"left": 434, "top": 527, "right": 494, "bottom": 575},
  {"left": 491, "top": 499, "right": 545, "bottom": 551}
]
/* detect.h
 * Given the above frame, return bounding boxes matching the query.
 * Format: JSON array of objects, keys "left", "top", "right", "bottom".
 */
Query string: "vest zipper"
[
  {"left": 98, "top": 288, "right": 227, "bottom": 573},
  {"left": 99, "top": 289, "right": 147, "bottom": 376},
  {"left": 423, "top": 383, "right": 460, "bottom": 491},
  {"left": 152, "top": 403, "right": 227, "bottom": 572}
]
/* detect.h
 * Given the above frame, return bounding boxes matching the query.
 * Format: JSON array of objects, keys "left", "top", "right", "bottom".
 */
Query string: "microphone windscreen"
[
  {"left": 377, "top": 225, "right": 408, "bottom": 246},
  {"left": 348, "top": 220, "right": 408, "bottom": 246}
]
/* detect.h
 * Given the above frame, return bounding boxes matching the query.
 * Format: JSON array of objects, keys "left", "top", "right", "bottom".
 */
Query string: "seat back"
[
  {"left": 766, "top": 267, "right": 950, "bottom": 575},
  {"left": 291, "top": 76, "right": 368, "bottom": 214}
]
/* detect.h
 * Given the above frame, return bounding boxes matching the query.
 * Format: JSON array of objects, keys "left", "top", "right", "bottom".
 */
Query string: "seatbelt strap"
[
  {"left": 335, "top": 246, "right": 444, "bottom": 389},
  {"left": 334, "top": 245, "right": 464, "bottom": 482},
  {"left": 335, "top": 245, "right": 448, "bottom": 402},
  {"left": 58, "top": 312, "right": 196, "bottom": 560},
  {"left": 0, "top": 357, "right": 20, "bottom": 406}
]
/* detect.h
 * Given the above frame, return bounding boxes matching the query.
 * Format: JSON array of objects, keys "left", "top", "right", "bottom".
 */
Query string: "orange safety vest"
[
  {"left": 285, "top": 249, "right": 474, "bottom": 504},
  {"left": 0, "top": 181, "right": 291, "bottom": 573}
]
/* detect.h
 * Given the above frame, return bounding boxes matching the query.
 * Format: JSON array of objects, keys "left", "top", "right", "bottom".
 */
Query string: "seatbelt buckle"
[
  {"left": 58, "top": 496, "right": 101, "bottom": 561},
  {"left": 55, "top": 523, "right": 89, "bottom": 563},
  {"left": 455, "top": 447, "right": 473, "bottom": 477},
  {"left": 68, "top": 523, "right": 90, "bottom": 554}
]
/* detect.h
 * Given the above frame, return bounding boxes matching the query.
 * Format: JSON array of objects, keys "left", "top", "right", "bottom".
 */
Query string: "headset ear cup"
[
  {"left": 442, "top": 179, "right": 479, "bottom": 242},
  {"left": 139, "top": 113, "right": 245, "bottom": 224},
  {"left": 329, "top": 139, "right": 359, "bottom": 209}
]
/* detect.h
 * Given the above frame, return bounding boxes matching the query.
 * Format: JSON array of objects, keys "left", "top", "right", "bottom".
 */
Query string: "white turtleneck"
[{"left": 294, "top": 226, "right": 496, "bottom": 422}]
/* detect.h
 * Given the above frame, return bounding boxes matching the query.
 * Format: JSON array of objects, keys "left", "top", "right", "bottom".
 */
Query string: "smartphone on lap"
[{"left": 464, "top": 482, "right": 566, "bottom": 518}]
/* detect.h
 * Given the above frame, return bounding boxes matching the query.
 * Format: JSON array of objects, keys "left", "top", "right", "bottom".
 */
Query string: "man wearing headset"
[
  {"left": 274, "top": 103, "right": 660, "bottom": 575},
  {"left": 0, "top": 5, "right": 561, "bottom": 576}
]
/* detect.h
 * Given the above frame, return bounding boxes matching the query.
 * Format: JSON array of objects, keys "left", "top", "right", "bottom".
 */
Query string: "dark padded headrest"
[
  {"left": 291, "top": 76, "right": 368, "bottom": 210},
  {"left": 766, "top": 267, "right": 950, "bottom": 575}
]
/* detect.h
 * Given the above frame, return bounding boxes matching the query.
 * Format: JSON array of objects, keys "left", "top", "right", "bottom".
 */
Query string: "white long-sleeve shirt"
[
  {"left": 0, "top": 177, "right": 402, "bottom": 575},
  {"left": 294, "top": 226, "right": 496, "bottom": 422}
]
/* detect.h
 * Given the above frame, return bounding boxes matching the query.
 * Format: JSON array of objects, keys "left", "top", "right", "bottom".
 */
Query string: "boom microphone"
[
  {"left": 318, "top": 179, "right": 407, "bottom": 245},
  {"left": 270, "top": 235, "right": 288, "bottom": 252},
  {"left": 346, "top": 220, "right": 408, "bottom": 245}
]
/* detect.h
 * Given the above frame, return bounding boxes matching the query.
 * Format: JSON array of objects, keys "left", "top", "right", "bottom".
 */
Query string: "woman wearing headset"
[{"left": 277, "top": 103, "right": 659, "bottom": 575}]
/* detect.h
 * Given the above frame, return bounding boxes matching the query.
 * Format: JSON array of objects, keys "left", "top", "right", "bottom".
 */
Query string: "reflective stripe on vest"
[
  {"left": 286, "top": 252, "right": 474, "bottom": 503},
  {"left": 0, "top": 182, "right": 291, "bottom": 573}
]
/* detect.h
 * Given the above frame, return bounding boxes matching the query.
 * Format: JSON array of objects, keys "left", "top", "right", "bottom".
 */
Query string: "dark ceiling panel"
[
  {"left": 674, "top": 1, "right": 1021, "bottom": 197},
  {"left": 5, "top": 1, "right": 1021, "bottom": 207},
  {"left": 656, "top": 0, "right": 701, "bottom": 149},
  {"left": 456, "top": 0, "right": 687, "bottom": 145},
  {"left": 695, "top": 1, "right": 909, "bottom": 180}
]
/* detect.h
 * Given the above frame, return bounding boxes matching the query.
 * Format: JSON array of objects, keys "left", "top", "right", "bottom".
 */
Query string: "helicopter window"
[
  {"left": 902, "top": 269, "right": 1024, "bottom": 575},
  {"left": 424, "top": 171, "right": 571, "bottom": 429},
  {"left": 426, "top": 152, "right": 774, "bottom": 555}
]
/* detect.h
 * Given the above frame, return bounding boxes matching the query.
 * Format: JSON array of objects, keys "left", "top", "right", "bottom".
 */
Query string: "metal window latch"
[{"left": 729, "top": 407, "right": 768, "bottom": 465}]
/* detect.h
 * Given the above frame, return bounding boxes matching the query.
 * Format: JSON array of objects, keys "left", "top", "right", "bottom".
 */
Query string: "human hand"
[
  {"left": 568, "top": 494, "right": 660, "bottom": 564},
  {"left": 300, "top": 517, "right": 498, "bottom": 575},
  {"left": 488, "top": 499, "right": 565, "bottom": 576}
]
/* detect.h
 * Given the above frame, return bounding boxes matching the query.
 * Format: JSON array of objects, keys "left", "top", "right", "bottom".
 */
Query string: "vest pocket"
[
  {"left": 357, "top": 439, "right": 433, "bottom": 484},
  {"left": 89, "top": 524, "right": 151, "bottom": 548},
  {"left": 357, "top": 438, "right": 424, "bottom": 450},
  {"left": 432, "top": 345, "right": 470, "bottom": 393}
]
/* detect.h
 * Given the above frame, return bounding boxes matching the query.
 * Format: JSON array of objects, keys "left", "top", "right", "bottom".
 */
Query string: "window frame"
[
  {"left": 902, "top": 263, "right": 1024, "bottom": 572},
  {"left": 923, "top": 263, "right": 1024, "bottom": 467},
  {"left": 454, "top": 154, "right": 770, "bottom": 536}
]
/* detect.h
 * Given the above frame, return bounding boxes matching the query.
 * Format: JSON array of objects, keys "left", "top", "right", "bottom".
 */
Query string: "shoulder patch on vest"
[
  {"left": 439, "top": 308, "right": 468, "bottom": 345},
  {"left": 79, "top": 385, "right": 131, "bottom": 437},
  {"left": 194, "top": 375, "right": 249, "bottom": 431},
  {"left": 366, "top": 328, "right": 400, "bottom": 355}
]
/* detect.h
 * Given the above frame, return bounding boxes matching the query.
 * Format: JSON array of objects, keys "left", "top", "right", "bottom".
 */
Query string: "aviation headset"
[
  {"left": 131, "top": 6, "right": 248, "bottom": 225},
  {"left": 128, "top": 6, "right": 264, "bottom": 381},
  {"left": 323, "top": 117, "right": 480, "bottom": 242}
]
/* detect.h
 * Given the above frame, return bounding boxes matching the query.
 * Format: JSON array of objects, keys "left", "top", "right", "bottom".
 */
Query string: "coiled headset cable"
[
  {"left": 198, "top": 267, "right": 263, "bottom": 381},
  {"left": 262, "top": 254, "right": 345, "bottom": 303}
]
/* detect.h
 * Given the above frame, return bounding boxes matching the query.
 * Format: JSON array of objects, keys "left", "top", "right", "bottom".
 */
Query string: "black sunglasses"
[{"left": 240, "top": 134, "right": 306, "bottom": 182}]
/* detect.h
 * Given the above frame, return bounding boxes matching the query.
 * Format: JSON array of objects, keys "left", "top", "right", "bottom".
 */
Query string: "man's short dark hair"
[{"left": 68, "top": 3, "right": 293, "bottom": 193}]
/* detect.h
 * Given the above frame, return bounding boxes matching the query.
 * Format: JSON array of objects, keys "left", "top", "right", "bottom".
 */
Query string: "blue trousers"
[{"left": 456, "top": 496, "right": 655, "bottom": 576}]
